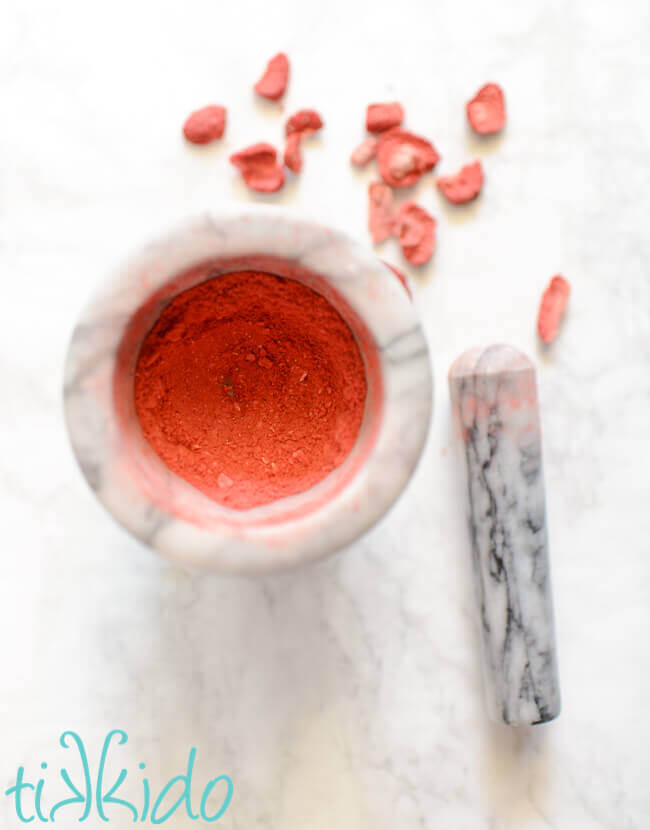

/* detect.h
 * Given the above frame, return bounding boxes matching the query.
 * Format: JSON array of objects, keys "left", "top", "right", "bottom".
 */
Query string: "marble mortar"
[{"left": 63, "top": 210, "right": 433, "bottom": 573}]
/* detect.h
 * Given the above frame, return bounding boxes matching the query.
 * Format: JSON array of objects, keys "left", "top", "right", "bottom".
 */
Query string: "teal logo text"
[{"left": 4, "top": 730, "right": 233, "bottom": 823}]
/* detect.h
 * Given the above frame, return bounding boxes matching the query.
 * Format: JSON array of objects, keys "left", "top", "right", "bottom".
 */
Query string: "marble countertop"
[{"left": 1, "top": 0, "right": 648, "bottom": 827}]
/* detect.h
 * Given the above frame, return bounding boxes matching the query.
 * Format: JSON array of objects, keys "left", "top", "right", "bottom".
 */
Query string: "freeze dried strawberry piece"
[
  {"left": 537, "top": 275, "right": 570, "bottom": 343},
  {"left": 182, "top": 105, "right": 226, "bottom": 144},
  {"left": 254, "top": 52, "right": 289, "bottom": 100},
  {"left": 377, "top": 128, "right": 440, "bottom": 188},
  {"left": 350, "top": 137, "right": 379, "bottom": 167},
  {"left": 230, "top": 143, "right": 285, "bottom": 192},
  {"left": 284, "top": 132, "right": 303, "bottom": 172},
  {"left": 368, "top": 182, "right": 397, "bottom": 243},
  {"left": 397, "top": 202, "right": 436, "bottom": 266},
  {"left": 282, "top": 110, "right": 323, "bottom": 173},
  {"left": 437, "top": 160, "right": 484, "bottom": 204},
  {"left": 466, "top": 83, "right": 506, "bottom": 134},
  {"left": 366, "top": 102, "right": 405, "bottom": 133},
  {"left": 382, "top": 260, "right": 412, "bottom": 298},
  {"left": 285, "top": 109, "right": 323, "bottom": 136}
]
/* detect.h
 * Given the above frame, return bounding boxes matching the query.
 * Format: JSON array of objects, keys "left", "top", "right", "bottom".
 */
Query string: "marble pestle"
[{"left": 448, "top": 345, "right": 561, "bottom": 726}]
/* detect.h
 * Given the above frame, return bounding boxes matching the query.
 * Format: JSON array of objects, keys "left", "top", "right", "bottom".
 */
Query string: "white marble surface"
[{"left": 1, "top": 0, "right": 649, "bottom": 827}]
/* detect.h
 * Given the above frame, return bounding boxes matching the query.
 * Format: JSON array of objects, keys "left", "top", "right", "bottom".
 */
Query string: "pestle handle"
[{"left": 448, "top": 344, "right": 561, "bottom": 726}]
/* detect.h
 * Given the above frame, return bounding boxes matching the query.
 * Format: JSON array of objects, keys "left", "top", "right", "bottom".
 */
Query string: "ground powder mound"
[{"left": 134, "top": 270, "right": 367, "bottom": 510}]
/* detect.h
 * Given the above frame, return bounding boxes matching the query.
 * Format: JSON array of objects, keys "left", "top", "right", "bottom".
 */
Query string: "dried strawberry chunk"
[
  {"left": 382, "top": 261, "right": 412, "bottom": 298},
  {"left": 284, "top": 132, "right": 303, "bottom": 173},
  {"left": 437, "top": 160, "right": 484, "bottom": 204},
  {"left": 366, "top": 102, "right": 404, "bottom": 133},
  {"left": 377, "top": 128, "right": 440, "bottom": 188},
  {"left": 466, "top": 83, "right": 506, "bottom": 134},
  {"left": 285, "top": 109, "right": 323, "bottom": 136},
  {"left": 182, "top": 105, "right": 226, "bottom": 144},
  {"left": 368, "top": 182, "right": 396, "bottom": 243},
  {"left": 350, "top": 137, "right": 379, "bottom": 167},
  {"left": 282, "top": 110, "right": 323, "bottom": 173},
  {"left": 396, "top": 202, "right": 436, "bottom": 266},
  {"left": 254, "top": 52, "right": 289, "bottom": 101},
  {"left": 537, "top": 275, "right": 570, "bottom": 343},
  {"left": 230, "top": 143, "right": 285, "bottom": 192}
]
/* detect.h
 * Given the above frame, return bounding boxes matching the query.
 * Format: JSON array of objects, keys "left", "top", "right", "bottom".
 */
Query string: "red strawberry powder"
[{"left": 134, "top": 271, "right": 367, "bottom": 510}]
